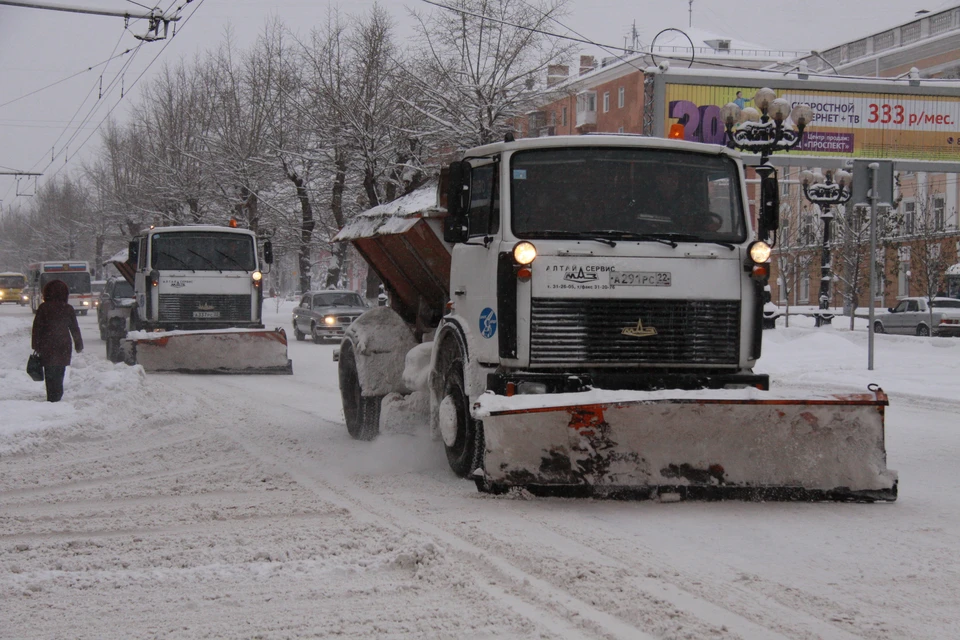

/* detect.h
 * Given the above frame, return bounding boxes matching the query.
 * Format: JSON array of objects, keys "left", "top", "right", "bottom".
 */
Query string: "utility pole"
[{"left": 0, "top": 1, "right": 181, "bottom": 41}]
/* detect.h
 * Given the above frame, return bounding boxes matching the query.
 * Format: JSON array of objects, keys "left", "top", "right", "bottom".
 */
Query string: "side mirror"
[
  {"left": 263, "top": 240, "right": 274, "bottom": 265},
  {"left": 755, "top": 165, "right": 780, "bottom": 242},
  {"left": 443, "top": 160, "right": 470, "bottom": 244},
  {"left": 128, "top": 240, "right": 139, "bottom": 266},
  {"left": 887, "top": 307, "right": 894, "bottom": 313}
]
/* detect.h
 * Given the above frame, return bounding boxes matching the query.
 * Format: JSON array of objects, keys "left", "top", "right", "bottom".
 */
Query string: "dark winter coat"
[{"left": 31, "top": 280, "right": 83, "bottom": 367}]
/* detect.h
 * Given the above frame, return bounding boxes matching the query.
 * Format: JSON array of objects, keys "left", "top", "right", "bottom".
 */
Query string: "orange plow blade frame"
[{"left": 474, "top": 388, "right": 896, "bottom": 502}]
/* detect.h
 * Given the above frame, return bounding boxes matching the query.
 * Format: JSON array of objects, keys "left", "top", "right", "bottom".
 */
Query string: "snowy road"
[{"left": 2, "top": 302, "right": 959, "bottom": 639}]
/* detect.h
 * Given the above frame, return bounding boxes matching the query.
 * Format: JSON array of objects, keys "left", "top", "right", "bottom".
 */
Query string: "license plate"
[
  {"left": 610, "top": 271, "right": 671, "bottom": 286},
  {"left": 193, "top": 310, "right": 221, "bottom": 318}
]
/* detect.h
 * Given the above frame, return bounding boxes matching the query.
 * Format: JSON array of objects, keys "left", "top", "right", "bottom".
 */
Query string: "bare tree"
[
  {"left": 406, "top": 0, "right": 576, "bottom": 150},
  {"left": 772, "top": 195, "right": 818, "bottom": 327},
  {"left": 902, "top": 181, "right": 953, "bottom": 329}
]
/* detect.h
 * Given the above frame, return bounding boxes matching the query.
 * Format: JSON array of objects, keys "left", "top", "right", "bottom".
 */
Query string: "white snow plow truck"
[
  {"left": 334, "top": 135, "right": 896, "bottom": 502},
  {"left": 110, "top": 224, "right": 292, "bottom": 374}
]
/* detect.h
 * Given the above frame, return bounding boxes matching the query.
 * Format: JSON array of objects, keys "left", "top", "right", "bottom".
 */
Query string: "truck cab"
[
  {"left": 127, "top": 225, "right": 269, "bottom": 331},
  {"left": 441, "top": 135, "right": 771, "bottom": 394}
]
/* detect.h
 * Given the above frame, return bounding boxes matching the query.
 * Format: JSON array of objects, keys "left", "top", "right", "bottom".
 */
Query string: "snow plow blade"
[
  {"left": 123, "top": 328, "right": 293, "bottom": 374},
  {"left": 474, "top": 387, "right": 896, "bottom": 502}
]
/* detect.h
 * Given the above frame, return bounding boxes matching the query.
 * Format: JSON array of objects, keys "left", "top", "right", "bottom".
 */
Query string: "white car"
[{"left": 874, "top": 297, "right": 960, "bottom": 337}]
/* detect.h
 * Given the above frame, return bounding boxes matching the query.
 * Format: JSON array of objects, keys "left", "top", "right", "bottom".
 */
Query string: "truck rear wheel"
[
  {"left": 439, "top": 353, "right": 484, "bottom": 478},
  {"left": 339, "top": 342, "right": 381, "bottom": 441}
]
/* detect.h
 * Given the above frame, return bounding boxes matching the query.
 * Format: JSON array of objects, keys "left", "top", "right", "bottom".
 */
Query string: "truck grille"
[
  {"left": 530, "top": 298, "right": 740, "bottom": 366},
  {"left": 159, "top": 294, "right": 252, "bottom": 323}
]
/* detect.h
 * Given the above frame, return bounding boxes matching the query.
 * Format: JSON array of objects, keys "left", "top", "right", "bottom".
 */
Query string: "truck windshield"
[
  {"left": 0, "top": 275, "right": 26, "bottom": 288},
  {"left": 39, "top": 271, "right": 91, "bottom": 293},
  {"left": 510, "top": 147, "right": 746, "bottom": 243},
  {"left": 151, "top": 232, "right": 256, "bottom": 271}
]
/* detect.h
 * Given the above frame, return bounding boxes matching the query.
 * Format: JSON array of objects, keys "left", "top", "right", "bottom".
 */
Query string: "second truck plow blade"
[
  {"left": 123, "top": 329, "right": 293, "bottom": 374},
  {"left": 474, "top": 388, "right": 896, "bottom": 502}
]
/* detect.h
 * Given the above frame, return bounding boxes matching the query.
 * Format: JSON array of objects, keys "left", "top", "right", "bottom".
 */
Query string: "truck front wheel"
[
  {"left": 339, "top": 341, "right": 381, "bottom": 441},
  {"left": 439, "top": 355, "right": 484, "bottom": 478}
]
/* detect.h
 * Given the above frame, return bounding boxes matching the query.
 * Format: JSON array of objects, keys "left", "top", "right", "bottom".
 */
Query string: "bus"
[
  {"left": 0, "top": 272, "right": 28, "bottom": 305},
  {"left": 26, "top": 262, "right": 94, "bottom": 315}
]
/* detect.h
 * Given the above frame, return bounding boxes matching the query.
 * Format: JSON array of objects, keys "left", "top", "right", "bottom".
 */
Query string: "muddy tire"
[
  {"left": 917, "top": 324, "right": 930, "bottom": 337},
  {"left": 339, "top": 341, "right": 381, "bottom": 441},
  {"left": 311, "top": 323, "right": 324, "bottom": 344},
  {"left": 438, "top": 350, "right": 484, "bottom": 478},
  {"left": 106, "top": 336, "right": 123, "bottom": 363},
  {"left": 294, "top": 325, "right": 306, "bottom": 341},
  {"left": 874, "top": 321, "right": 884, "bottom": 334}
]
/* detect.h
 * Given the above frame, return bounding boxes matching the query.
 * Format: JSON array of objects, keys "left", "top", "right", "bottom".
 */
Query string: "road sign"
[{"left": 852, "top": 160, "right": 895, "bottom": 206}]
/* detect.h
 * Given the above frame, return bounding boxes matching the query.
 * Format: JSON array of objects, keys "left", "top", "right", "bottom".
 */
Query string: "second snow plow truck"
[
  {"left": 334, "top": 134, "right": 896, "bottom": 501},
  {"left": 110, "top": 224, "right": 292, "bottom": 374}
]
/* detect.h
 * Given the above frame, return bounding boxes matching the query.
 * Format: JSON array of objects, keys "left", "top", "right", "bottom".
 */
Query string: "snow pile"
[{"left": 0, "top": 319, "right": 199, "bottom": 455}]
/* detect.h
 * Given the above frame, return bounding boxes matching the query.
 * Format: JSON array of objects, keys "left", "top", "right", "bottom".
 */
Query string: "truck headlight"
[
  {"left": 82, "top": 301, "right": 90, "bottom": 306},
  {"left": 513, "top": 241, "right": 537, "bottom": 265},
  {"left": 748, "top": 241, "right": 772, "bottom": 264},
  {"left": 324, "top": 316, "right": 336, "bottom": 326},
  {"left": 251, "top": 271, "right": 262, "bottom": 281}
]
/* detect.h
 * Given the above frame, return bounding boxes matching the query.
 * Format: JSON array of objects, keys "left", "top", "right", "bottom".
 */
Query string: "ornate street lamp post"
[
  {"left": 719, "top": 89, "right": 814, "bottom": 244},
  {"left": 800, "top": 169, "right": 852, "bottom": 326}
]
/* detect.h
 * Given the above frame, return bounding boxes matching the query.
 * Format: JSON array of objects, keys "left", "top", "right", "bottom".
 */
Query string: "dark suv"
[
  {"left": 97, "top": 278, "right": 136, "bottom": 339},
  {"left": 292, "top": 290, "right": 368, "bottom": 343}
]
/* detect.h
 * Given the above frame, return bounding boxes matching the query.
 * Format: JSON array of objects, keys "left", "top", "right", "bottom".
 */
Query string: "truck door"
[
  {"left": 449, "top": 160, "right": 501, "bottom": 362},
  {"left": 134, "top": 237, "right": 149, "bottom": 323}
]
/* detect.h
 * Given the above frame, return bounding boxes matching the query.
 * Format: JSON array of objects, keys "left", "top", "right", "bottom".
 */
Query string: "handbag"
[{"left": 26, "top": 352, "right": 44, "bottom": 382}]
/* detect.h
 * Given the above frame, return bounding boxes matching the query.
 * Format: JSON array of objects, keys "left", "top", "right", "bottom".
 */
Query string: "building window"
[
  {"left": 846, "top": 39, "right": 867, "bottom": 60},
  {"left": 898, "top": 247, "right": 911, "bottom": 297},
  {"left": 930, "top": 11, "right": 953, "bottom": 35},
  {"left": 799, "top": 269, "right": 810, "bottom": 303},
  {"left": 934, "top": 195, "right": 945, "bottom": 230},
  {"left": 800, "top": 212, "right": 814, "bottom": 245},
  {"left": 603, "top": 91, "right": 610, "bottom": 113},
  {"left": 618, "top": 126, "right": 624, "bottom": 133},
  {"left": 561, "top": 105, "right": 567, "bottom": 126},
  {"left": 874, "top": 30, "right": 895, "bottom": 52},
  {"left": 904, "top": 200, "right": 916, "bottom": 235},
  {"left": 901, "top": 21, "right": 921, "bottom": 45},
  {"left": 618, "top": 86, "right": 625, "bottom": 109}
]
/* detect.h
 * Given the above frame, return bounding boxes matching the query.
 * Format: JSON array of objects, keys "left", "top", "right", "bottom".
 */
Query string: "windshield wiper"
[
  {"left": 534, "top": 230, "right": 617, "bottom": 246},
  {"left": 188, "top": 249, "right": 221, "bottom": 272},
  {"left": 644, "top": 233, "right": 736, "bottom": 250},
  {"left": 156, "top": 251, "right": 193, "bottom": 270},
  {"left": 591, "top": 230, "right": 680, "bottom": 248},
  {"left": 608, "top": 232, "right": 736, "bottom": 251},
  {"left": 215, "top": 249, "right": 247, "bottom": 271}
]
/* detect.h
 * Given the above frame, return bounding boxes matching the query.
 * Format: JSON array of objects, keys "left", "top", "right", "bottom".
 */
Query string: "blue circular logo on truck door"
[{"left": 479, "top": 307, "right": 497, "bottom": 338}]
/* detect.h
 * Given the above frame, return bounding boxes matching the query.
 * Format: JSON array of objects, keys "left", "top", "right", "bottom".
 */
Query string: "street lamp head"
[
  {"left": 769, "top": 98, "right": 791, "bottom": 123},
  {"left": 790, "top": 104, "right": 814, "bottom": 130},
  {"left": 740, "top": 107, "right": 761, "bottom": 123},
  {"left": 754, "top": 87, "right": 776, "bottom": 113},
  {"left": 720, "top": 102, "right": 741, "bottom": 127},
  {"left": 799, "top": 170, "right": 816, "bottom": 186},
  {"left": 834, "top": 169, "right": 852, "bottom": 187}
]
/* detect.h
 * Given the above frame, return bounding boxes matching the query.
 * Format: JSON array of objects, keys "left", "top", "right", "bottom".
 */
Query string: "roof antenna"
[
  {"left": 504, "top": 132, "right": 515, "bottom": 142},
  {"left": 689, "top": 0, "right": 694, "bottom": 28}
]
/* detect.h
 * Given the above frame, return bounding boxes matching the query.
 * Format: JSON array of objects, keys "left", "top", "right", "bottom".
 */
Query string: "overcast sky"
[{"left": 1, "top": 0, "right": 956, "bottom": 212}]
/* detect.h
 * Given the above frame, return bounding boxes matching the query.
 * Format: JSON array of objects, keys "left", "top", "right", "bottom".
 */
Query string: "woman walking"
[{"left": 31, "top": 279, "right": 83, "bottom": 402}]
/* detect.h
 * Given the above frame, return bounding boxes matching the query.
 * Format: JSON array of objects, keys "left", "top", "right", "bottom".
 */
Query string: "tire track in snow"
[{"left": 227, "top": 430, "right": 653, "bottom": 640}]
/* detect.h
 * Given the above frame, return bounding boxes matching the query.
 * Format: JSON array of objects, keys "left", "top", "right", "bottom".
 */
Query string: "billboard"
[{"left": 663, "top": 82, "right": 960, "bottom": 161}]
